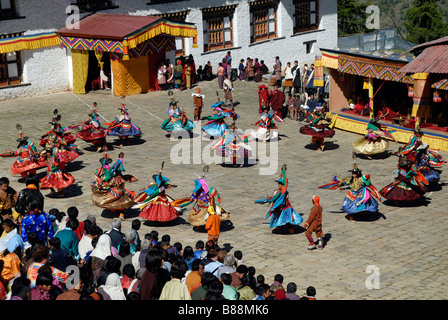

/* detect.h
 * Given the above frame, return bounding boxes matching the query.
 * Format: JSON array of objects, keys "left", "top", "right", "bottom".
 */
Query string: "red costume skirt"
[
  {"left": 11, "top": 155, "right": 44, "bottom": 175},
  {"left": 40, "top": 170, "right": 75, "bottom": 190},
  {"left": 77, "top": 129, "right": 107, "bottom": 146},
  {"left": 300, "top": 125, "right": 335, "bottom": 138},
  {"left": 379, "top": 180, "right": 427, "bottom": 202},
  {"left": 139, "top": 194, "right": 179, "bottom": 222}
]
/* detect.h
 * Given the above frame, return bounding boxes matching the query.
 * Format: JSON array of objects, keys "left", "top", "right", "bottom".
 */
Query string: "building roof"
[
  {"left": 409, "top": 35, "right": 448, "bottom": 54},
  {"left": 57, "top": 13, "right": 162, "bottom": 40},
  {"left": 399, "top": 45, "right": 448, "bottom": 74}
]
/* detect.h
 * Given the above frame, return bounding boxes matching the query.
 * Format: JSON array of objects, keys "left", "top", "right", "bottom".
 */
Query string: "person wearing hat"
[
  {"left": 299, "top": 112, "right": 335, "bottom": 152},
  {"left": 414, "top": 143, "right": 441, "bottom": 188},
  {"left": 380, "top": 158, "right": 428, "bottom": 203},
  {"left": 160, "top": 98, "right": 195, "bottom": 138},
  {"left": 135, "top": 170, "right": 181, "bottom": 224},
  {"left": 71, "top": 106, "right": 108, "bottom": 152},
  {"left": 39, "top": 148, "right": 75, "bottom": 197},
  {"left": 304, "top": 196, "right": 324, "bottom": 250},
  {"left": 250, "top": 106, "right": 283, "bottom": 142},
  {"left": 255, "top": 165, "right": 303, "bottom": 234},
  {"left": 91, "top": 153, "right": 136, "bottom": 221},
  {"left": 10, "top": 127, "right": 44, "bottom": 179},
  {"left": 211, "top": 123, "right": 252, "bottom": 167},
  {"left": 107, "top": 99, "right": 142, "bottom": 146},
  {"left": 192, "top": 88, "right": 205, "bottom": 123},
  {"left": 202, "top": 101, "right": 230, "bottom": 137},
  {"left": 352, "top": 119, "right": 391, "bottom": 158}
]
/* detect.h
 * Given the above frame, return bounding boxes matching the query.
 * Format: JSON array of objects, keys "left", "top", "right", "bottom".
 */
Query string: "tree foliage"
[
  {"left": 337, "top": 0, "right": 371, "bottom": 36},
  {"left": 404, "top": 0, "right": 448, "bottom": 44}
]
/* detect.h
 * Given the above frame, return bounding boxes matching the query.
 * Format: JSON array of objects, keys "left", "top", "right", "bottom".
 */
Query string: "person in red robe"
[
  {"left": 257, "top": 85, "right": 271, "bottom": 113},
  {"left": 269, "top": 86, "right": 285, "bottom": 118}
]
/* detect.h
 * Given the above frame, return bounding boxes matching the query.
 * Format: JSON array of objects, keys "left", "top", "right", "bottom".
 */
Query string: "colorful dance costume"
[
  {"left": 255, "top": 166, "right": 303, "bottom": 233},
  {"left": 40, "top": 151, "right": 75, "bottom": 195},
  {"left": 107, "top": 104, "right": 142, "bottom": 145},
  {"left": 91, "top": 154, "right": 136, "bottom": 219},
  {"left": 299, "top": 112, "right": 335, "bottom": 151},
  {"left": 414, "top": 145, "right": 440, "bottom": 187},
  {"left": 72, "top": 109, "right": 108, "bottom": 152},
  {"left": 319, "top": 166, "right": 381, "bottom": 215},
  {"left": 353, "top": 119, "right": 396, "bottom": 156},
  {"left": 379, "top": 159, "right": 428, "bottom": 202},
  {"left": 202, "top": 101, "right": 238, "bottom": 137},
  {"left": 135, "top": 174, "right": 181, "bottom": 223},
  {"left": 40, "top": 110, "right": 76, "bottom": 148},
  {"left": 160, "top": 101, "right": 195, "bottom": 133},
  {"left": 211, "top": 126, "right": 252, "bottom": 165},
  {"left": 251, "top": 109, "right": 283, "bottom": 142},
  {"left": 10, "top": 137, "right": 44, "bottom": 178},
  {"left": 187, "top": 177, "right": 229, "bottom": 228}
]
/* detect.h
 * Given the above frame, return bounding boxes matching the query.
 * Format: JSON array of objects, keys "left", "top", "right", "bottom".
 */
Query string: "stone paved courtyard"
[{"left": 1, "top": 78, "right": 447, "bottom": 300}]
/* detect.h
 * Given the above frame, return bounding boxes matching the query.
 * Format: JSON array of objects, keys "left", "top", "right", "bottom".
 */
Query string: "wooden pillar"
[
  {"left": 369, "top": 77, "right": 374, "bottom": 119},
  {"left": 411, "top": 73, "right": 432, "bottom": 128}
]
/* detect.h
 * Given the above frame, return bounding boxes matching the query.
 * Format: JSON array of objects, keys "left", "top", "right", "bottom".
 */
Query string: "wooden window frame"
[
  {"left": 203, "top": 12, "right": 233, "bottom": 53},
  {"left": 0, "top": 51, "right": 22, "bottom": 87},
  {"left": 250, "top": 4, "right": 277, "bottom": 44},
  {"left": 293, "top": 0, "right": 319, "bottom": 34}
]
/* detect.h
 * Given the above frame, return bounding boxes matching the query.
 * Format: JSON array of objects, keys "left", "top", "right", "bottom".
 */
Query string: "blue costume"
[
  {"left": 160, "top": 103, "right": 195, "bottom": 133},
  {"left": 255, "top": 168, "right": 303, "bottom": 231}
]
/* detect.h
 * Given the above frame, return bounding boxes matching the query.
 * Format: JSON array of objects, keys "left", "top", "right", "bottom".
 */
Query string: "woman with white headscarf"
[
  {"left": 98, "top": 272, "right": 126, "bottom": 300},
  {"left": 89, "top": 234, "right": 112, "bottom": 285}
]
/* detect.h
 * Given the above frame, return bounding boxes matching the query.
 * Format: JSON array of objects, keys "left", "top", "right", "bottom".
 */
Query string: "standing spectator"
[
  {"left": 217, "top": 63, "right": 225, "bottom": 89},
  {"left": 292, "top": 60, "right": 302, "bottom": 95},
  {"left": 184, "top": 259, "right": 205, "bottom": 294},
  {"left": 224, "top": 51, "right": 232, "bottom": 64},
  {"left": 246, "top": 58, "right": 255, "bottom": 81},
  {"left": 273, "top": 56, "right": 282, "bottom": 87},
  {"left": 221, "top": 58, "right": 228, "bottom": 78},
  {"left": 203, "top": 61, "right": 213, "bottom": 81},
  {"left": 223, "top": 75, "right": 234, "bottom": 107},
  {"left": 20, "top": 201, "right": 54, "bottom": 244},
  {"left": 184, "top": 63, "right": 192, "bottom": 89},
  {"left": 285, "top": 282, "right": 301, "bottom": 300},
  {"left": 187, "top": 54, "right": 197, "bottom": 84},
  {"left": 269, "top": 85, "right": 286, "bottom": 118},
  {"left": 196, "top": 65, "right": 203, "bottom": 82},
  {"left": 165, "top": 59, "right": 174, "bottom": 90},
  {"left": 157, "top": 61, "right": 167, "bottom": 91},
  {"left": 192, "top": 87, "right": 204, "bottom": 123},
  {"left": 238, "top": 59, "right": 246, "bottom": 81},
  {"left": 160, "top": 258, "right": 191, "bottom": 300},
  {"left": 283, "top": 62, "right": 293, "bottom": 95},
  {"left": 173, "top": 60, "right": 183, "bottom": 91}
]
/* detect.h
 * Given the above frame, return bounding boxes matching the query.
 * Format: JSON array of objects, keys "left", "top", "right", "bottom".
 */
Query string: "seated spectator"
[{"left": 285, "top": 282, "right": 301, "bottom": 300}]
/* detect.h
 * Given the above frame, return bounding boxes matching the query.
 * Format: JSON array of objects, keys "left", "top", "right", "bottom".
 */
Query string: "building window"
[
  {"left": 203, "top": 15, "right": 233, "bottom": 52},
  {"left": 0, "top": 0, "right": 18, "bottom": 20},
  {"left": 202, "top": 6, "right": 236, "bottom": 53},
  {"left": 294, "top": 0, "right": 319, "bottom": 34},
  {"left": 74, "top": 1, "right": 118, "bottom": 12},
  {"left": 0, "top": 51, "right": 21, "bottom": 87},
  {"left": 304, "top": 40, "right": 316, "bottom": 54},
  {"left": 250, "top": 3, "right": 277, "bottom": 43}
]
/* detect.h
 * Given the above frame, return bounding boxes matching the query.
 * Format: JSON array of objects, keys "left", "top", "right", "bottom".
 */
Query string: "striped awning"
[
  {"left": 0, "top": 31, "right": 60, "bottom": 54},
  {"left": 431, "top": 79, "right": 448, "bottom": 91}
]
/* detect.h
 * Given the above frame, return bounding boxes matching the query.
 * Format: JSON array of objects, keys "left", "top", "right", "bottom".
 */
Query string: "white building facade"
[{"left": 0, "top": 0, "right": 337, "bottom": 100}]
